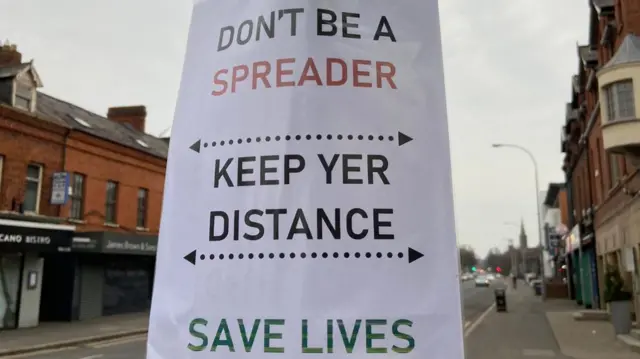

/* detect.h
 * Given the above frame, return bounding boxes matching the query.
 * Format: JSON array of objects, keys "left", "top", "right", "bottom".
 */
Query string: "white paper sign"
[{"left": 147, "top": 0, "right": 464, "bottom": 358}]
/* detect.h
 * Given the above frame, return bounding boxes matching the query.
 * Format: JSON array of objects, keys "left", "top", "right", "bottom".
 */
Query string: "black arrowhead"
[
  {"left": 189, "top": 140, "right": 201, "bottom": 153},
  {"left": 408, "top": 248, "right": 424, "bottom": 263},
  {"left": 184, "top": 250, "right": 197, "bottom": 265},
  {"left": 398, "top": 132, "right": 413, "bottom": 146}
]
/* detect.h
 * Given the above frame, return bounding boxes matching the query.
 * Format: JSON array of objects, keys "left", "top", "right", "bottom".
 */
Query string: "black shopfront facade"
[
  {"left": 0, "top": 217, "right": 74, "bottom": 329},
  {"left": 56, "top": 231, "right": 157, "bottom": 321}
]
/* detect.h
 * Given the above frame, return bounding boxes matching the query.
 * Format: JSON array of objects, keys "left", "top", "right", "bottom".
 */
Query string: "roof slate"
[
  {"left": 602, "top": 33, "right": 640, "bottom": 70},
  {"left": 35, "top": 92, "right": 168, "bottom": 159}
]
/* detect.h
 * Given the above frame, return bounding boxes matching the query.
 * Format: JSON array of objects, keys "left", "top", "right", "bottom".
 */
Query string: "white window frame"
[
  {"left": 605, "top": 79, "right": 636, "bottom": 122},
  {"left": 11, "top": 79, "right": 35, "bottom": 112},
  {"left": 24, "top": 163, "right": 43, "bottom": 214}
]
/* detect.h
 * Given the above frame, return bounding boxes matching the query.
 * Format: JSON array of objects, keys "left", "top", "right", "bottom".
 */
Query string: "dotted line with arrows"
[
  {"left": 208, "top": 134, "right": 393, "bottom": 147},
  {"left": 198, "top": 251, "right": 405, "bottom": 261},
  {"left": 189, "top": 131, "right": 412, "bottom": 153}
]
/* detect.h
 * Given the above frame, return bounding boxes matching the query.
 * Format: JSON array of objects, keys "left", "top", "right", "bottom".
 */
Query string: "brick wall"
[
  {"left": 61, "top": 133, "right": 165, "bottom": 234},
  {"left": 0, "top": 106, "right": 66, "bottom": 216},
  {"left": 0, "top": 105, "right": 166, "bottom": 234}
]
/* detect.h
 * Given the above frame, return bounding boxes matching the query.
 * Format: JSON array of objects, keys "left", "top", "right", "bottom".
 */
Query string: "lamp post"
[{"left": 492, "top": 143, "right": 546, "bottom": 299}]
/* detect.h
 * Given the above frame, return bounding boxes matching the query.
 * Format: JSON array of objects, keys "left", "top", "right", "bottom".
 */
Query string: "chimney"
[
  {"left": 0, "top": 41, "right": 23, "bottom": 67},
  {"left": 107, "top": 105, "right": 146, "bottom": 132}
]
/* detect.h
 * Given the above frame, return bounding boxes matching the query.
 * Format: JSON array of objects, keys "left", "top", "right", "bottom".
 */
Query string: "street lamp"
[{"left": 492, "top": 143, "right": 546, "bottom": 299}]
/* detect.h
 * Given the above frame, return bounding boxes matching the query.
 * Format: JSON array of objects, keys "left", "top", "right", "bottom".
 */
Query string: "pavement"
[
  {"left": 465, "top": 279, "right": 640, "bottom": 359},
  {"left": 0, "top": 278, "right": 498, "bottom": 358}
]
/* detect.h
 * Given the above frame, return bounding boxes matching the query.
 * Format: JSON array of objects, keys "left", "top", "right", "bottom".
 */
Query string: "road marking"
[
  {"left": 80, "top": 355, "right": 104, "bottom": 359},
  {"left": 0, "top": 346, "right": 78, "bottom": 358},
  {"left": 88, "top": 334, "right": 147, "bottom": 349},
  {"left": 464, "top": 302, "right": 495, "bottom": 338}
]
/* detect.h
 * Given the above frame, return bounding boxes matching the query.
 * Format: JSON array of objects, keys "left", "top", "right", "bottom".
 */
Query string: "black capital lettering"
[
  {"left": 317, "top": 208, "right": 340, "bottom": 239},
  {"left": 367, "top": 155, "right": 389, "bottom": 184},
  {"left": 237, "top": 20, "right": 254, "bottom": 45},
  {"left": 373, "top": 208, "right": 394, "bottom": 240},
  {"left": 318, "top": 154, "right": 339, "bottom": 184},
  {"left": 342, "top": 154, "right": 363, "bottom": 184},
  {"left": 287, "top": 208, "right": 312, "bottom": 239},
  {"left": 257, "top": 12, "right": 275, "bottom": 40},
  {"left": 317, "top": 9, "right": 338, "bottom": 36},
  {"left": 217, "top": 26, "right": 235, "bottom": 51},
  {"left": 342, "top": 12, "right": 361, "bottom": 39},
  {"left": 244, "top": 209, "right": 265, "bottom": 240},
  {"left": 233, "top": 209, "right": 240, "bottom": 241},
  {"left": 209, "top": 211, "right": 229, "bottom": 241},
  {"left": 373, "top": 16, "right": 396, "bottom": 42},
  {"left": 346, "top": 208, "right": 368, "bottom": 239},
  {"left": 279, "top": 8, "right": 305, "bottom": 36},
  {"left": 284, "top": 154, "right": 305, "bottom": 184},
  {"left": 238, "top": 156, "right": 256, "bottom": 186},
  {"left": 214, "top": 158, "right": 234, "bottom": 188},
  {"left": 266, "top": 209, "right": 287, "bottom": 239},
  {"left": 260, "top": 155, "right": 279, "bottom": 185}
]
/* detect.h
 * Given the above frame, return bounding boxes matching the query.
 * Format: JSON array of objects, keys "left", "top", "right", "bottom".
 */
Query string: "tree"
[
  {"left": 459, "top": 245, "right": 478, "bottom": 270},
  {"left": 484, "top": 247, "right": 512, "bottom": 274}
]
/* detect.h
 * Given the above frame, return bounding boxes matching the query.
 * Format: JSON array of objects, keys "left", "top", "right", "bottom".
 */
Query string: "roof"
[
  {"left": 578, "top": 45, "right": 597, "bottom": 65},
  {"left": 543, "top": 183, "right": 564, "bottom": 207},
  {"left": 602, "top": 33, "right": 640, "bottom": 70},
  {"left": 35, "top": 92, "right": 168, "bottom": 159}
]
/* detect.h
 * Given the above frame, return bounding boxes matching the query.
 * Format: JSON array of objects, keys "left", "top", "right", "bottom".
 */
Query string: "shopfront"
[
  {"left": 565, "top": 223, "right": 599, "bottom": 309},
  {"left": 69, "top": 232, "right": 157, "bottom": 321},
  {"left": 0, "top": 217, "right": 74, "bottom": 329}
]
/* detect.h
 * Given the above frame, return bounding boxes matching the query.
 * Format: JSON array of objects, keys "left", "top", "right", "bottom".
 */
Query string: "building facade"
[
  {"left": 561, "top": 0, "right": 640, "bottom": 313},
  {"left": 0, "top": 42, "right": 168, "bottom": 329}
]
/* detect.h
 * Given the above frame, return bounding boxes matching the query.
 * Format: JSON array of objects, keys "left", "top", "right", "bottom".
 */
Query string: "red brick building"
[
  {"left": 562, "top": 0, "right": 640, "bottom": 313},
  {"left": 0, "top": 42, "right": 168, "bottom": 329}
]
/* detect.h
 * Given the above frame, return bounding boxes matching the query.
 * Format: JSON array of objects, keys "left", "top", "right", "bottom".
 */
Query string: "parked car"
[{"left": 474, "top": 275, "right": 490, "bottom": 287}]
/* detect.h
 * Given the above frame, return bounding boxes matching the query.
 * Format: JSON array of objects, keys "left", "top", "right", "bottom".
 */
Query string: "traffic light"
[
  {"left": 471, "top": 266, "right": 476, "bottom": 272},
  {"left": 496, "top": 266, "right": 502, "bottom": 273}
]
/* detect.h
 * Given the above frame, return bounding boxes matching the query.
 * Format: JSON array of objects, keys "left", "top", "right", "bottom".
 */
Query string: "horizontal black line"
[{"left": 198, "top": 251, "right": 404, "bottom": 261}]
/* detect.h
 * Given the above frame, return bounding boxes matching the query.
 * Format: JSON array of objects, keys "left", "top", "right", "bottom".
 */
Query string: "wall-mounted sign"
[
  {"left": 0, "top": 219, "right": 74, "bottom": 252},
  {"left": 50, "top": 172, "right": 70, "bottom": 205},
  {"left": 103, "top": 238, "right": 157, "bottom": 255},
  {"left": 27, "top": 271, "right": 38, "bottom": 290}
]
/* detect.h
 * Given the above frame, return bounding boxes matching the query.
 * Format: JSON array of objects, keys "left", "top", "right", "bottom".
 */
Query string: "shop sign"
[
  {"left": 148, "top": 0, "right": 462, "bottom": 358},
  {"left": 565, "top": 225, "right": 580, "bottom": 254},
  {"left": 102, "top": 236, "right": 157, "bottom": 255},
  {"left": 0, "top": 221, "right": 73, "bottom": 252}
]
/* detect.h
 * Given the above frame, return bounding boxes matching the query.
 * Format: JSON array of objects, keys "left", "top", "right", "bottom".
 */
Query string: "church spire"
[{"left": 519, "top": 218, "right": 528, "bottom": 249}]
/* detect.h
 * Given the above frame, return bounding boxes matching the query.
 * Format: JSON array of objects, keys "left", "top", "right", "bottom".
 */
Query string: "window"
[
  {"left": 105, "top": 181, "right": 118, "bottom": 223},
  {"left": 23, "top": 164, "right": 42, "bottom": 213},
  {"left": 136, "top": 139, "right": 149, "bottom": 148},
  {"left": 72, "top": 117, "right": 91, "bottom": 128},
  {"left": 14, "top": 83, "right": 32, "bottom": 111},
  {"left": 606, "top": 80, "right": 636, "bottom": 122},
  {"left": 70, "top": 173, "right": 85, "bottom": 220},
  {"left": 609, "top": 154, "right": 621, "bottom": 188},
  {"left": 137, "top": 188, "right": 148, "bottom": 228}
]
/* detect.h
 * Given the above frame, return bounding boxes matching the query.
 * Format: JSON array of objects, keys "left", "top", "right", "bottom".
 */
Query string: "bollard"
[{"left": 495, "top": 288, "right": 507, "bottom": 312}]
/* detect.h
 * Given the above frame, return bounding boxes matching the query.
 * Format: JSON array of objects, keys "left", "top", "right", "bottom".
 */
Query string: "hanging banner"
[{"left": 147, "top": 0, "right": 463, "bottom": 358}]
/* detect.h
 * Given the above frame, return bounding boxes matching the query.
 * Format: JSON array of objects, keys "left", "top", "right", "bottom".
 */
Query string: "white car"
[{"left": 474, "top": 275, "right": 490, "bottom": 287}]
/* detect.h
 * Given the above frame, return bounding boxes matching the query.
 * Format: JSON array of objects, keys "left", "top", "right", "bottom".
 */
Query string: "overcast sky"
[{"left": 1, "top": 1, "right": 589, "bottom": 257}]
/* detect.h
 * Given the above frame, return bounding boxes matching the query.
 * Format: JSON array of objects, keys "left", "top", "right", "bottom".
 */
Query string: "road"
[{"left": 4, "top": 279, "right": 498, "bottom": 359}]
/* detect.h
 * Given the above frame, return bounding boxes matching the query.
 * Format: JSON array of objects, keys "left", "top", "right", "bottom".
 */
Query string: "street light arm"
[{"left": 493, "top": 143, "right": 539, "bottom": 173}]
